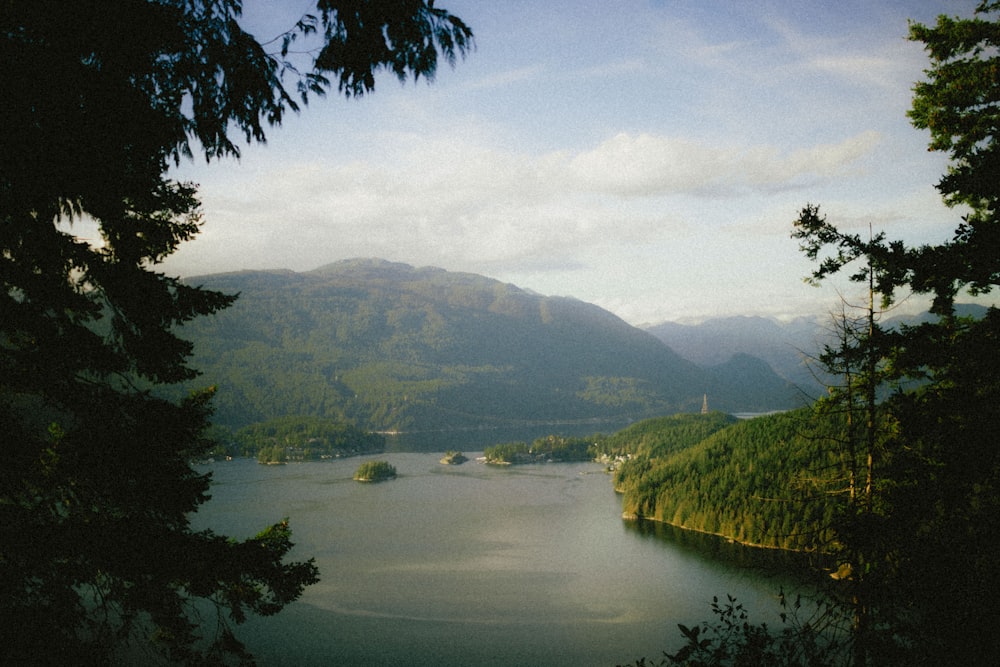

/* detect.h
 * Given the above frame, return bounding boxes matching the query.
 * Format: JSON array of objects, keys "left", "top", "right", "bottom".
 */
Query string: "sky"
[{"left": 162, "top": 0, "right": 990, "bottom": 326}]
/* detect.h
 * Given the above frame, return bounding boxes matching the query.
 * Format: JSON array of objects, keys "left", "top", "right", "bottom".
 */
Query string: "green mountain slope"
[
  {"left": 177, "top": 259, "right": 801, "bottom": 431},
  {"left": 613, "top": 408, "right": 841, "bottom": 551}
]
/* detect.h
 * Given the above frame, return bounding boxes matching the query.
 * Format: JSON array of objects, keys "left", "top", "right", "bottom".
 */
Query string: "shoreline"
[{"left": 621, "top": 512, "right": 829, "bottom": 555}]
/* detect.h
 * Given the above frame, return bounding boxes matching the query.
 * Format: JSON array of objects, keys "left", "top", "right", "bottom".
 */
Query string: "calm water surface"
[{"left": 193, "top": 454, "right": 804, "bottom": 666}]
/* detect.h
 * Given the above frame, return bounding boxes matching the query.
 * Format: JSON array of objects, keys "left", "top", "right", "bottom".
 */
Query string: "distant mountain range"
[
  {"left": 176, "top": 259, "right": 803, "bottom": 432},
  {"left": 645, "top": 316, "right": 832, "bottom": 396},
  {"left": 644, "top": 304, "right": 991, "bottom": 396}
]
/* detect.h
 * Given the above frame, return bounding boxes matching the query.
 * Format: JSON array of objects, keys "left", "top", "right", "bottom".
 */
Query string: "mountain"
[
  {"left": 645, "top": 315, "right": 830, "bottom": 395},
  {"left": 610, "top": 408, "right": 839, "bottom": 551},
  {"left": 175, "top": 259, "right": 802, "bottom": 432},
  {"left": 645, "top": 305, "right": 992, "bottom": 397}
]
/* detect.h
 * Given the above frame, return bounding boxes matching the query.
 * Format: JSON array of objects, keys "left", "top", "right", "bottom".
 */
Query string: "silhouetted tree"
[
  {"left": 0, "top": 1, "right": 471, "bottom": 663},
  {"left": 789, "top": 3, "right": 1000, "bottom": 664},
  {"left": 645, "top": 4, "right": 1000, "bottom": 665}
]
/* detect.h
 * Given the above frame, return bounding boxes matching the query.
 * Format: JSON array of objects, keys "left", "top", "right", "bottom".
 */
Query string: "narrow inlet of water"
[{"left": 192, "top": 454, "right": 811, "bottom": 666}]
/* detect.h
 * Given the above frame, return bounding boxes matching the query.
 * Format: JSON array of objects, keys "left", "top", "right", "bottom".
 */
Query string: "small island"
[
  {"left": 439, "top": 450, "right": 468, "bottom": 465},
  {"left": 353, "top": 460, "right": 397, "bottom": 483}
]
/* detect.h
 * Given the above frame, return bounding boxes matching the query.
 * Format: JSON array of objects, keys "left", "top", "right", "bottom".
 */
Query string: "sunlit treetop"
[{"left": 909, "top": 0, "right": 1000, "bottom": 208}]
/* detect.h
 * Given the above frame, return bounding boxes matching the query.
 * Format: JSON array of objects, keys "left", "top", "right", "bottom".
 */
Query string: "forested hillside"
[
  {"left": 231, "top": 416, "right": 385, "bottom": 463},
  {"left": 612, "top": 409, "right": 841, "bottom": 551},
  {"left": 176, "top": 259, "right": 801, "bottom": 432}
]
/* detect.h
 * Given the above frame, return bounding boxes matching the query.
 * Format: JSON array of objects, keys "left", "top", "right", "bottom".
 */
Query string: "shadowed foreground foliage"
[{"left": 1, "top": 0, "right": 471, "bottom": 663}]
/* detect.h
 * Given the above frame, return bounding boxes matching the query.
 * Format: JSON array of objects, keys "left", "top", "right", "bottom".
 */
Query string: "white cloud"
[
  {"left": 163, "top": 0, "right": 973, "bottom": 323},
  {"left": 169, "top": 125, "right": 888, "bottom": 284},
  {"left": 566, "top": 131, "right": 880, "bottom": 197}
]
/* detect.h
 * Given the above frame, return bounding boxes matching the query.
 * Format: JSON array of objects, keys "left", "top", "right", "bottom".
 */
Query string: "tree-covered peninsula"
[
  {"left": 231, "top": 415, "right": 384, "bottom": 464},
  {"left": 483, "top": 434, "right": 605, "bottom": 464},
  {"left": 611, "top": 409, "right": 841, "bottom": 552},
  {"left": 474, "top": 411, "right": 840, "bottom": 553}
]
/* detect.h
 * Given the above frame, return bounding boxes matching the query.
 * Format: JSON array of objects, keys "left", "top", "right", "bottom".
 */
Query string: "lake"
[{"left": 192, "top": 454, "right": 809, "bottom": 666}]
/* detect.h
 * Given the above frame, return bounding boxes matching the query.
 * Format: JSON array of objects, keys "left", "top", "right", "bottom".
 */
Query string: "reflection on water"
[
  {"left": 625, "top": 519, "right": 831, "bottom": 578},
  {"left": 194, "top": 455, "right": 812, "bottom": 667}
]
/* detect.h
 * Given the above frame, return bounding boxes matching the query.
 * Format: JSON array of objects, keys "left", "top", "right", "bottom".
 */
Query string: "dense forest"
[
  {"left": 610, "top": 410, "right": 841, "bottom": 551},
  {"left": 597, "top": 411, "right": 738, "bottom": 460},
  {"left": 172, "top": 259, "right": 802, "bottom": 433},
  {"left": 220, "top": 415, "right": 385, "bottom": 463},
  {"left": 482, "top": 433, "right": 604, "bottom": 464}
]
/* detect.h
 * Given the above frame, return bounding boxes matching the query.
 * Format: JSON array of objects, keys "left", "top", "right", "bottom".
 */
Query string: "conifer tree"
[
  {"left": 791, "top": 3, "right": 1000, "bottom": 663},
  {"left": 0, "top": 1, "right": 472, "bottom": 663}
]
